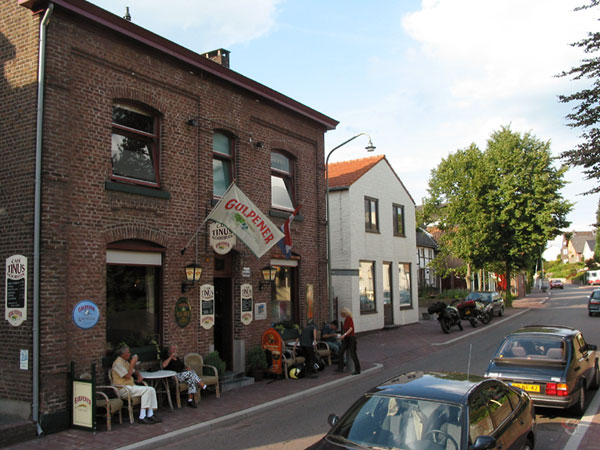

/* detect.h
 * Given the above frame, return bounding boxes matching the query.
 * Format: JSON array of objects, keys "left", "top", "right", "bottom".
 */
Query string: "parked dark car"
[
  {"left": 485, "top": 325, "right": 599, "bottom": 416},
  {"left": 589, "top": 289, "right": 600, "bottom": 316},
  {"left": 550, "top": 279, "right": 564, "bottom": 289},
  {"left": 465, "top": 291, "right": 504, "bottom": 317},
  {"left": 308, "top": 371, "right": 536, "bottom": 450}
]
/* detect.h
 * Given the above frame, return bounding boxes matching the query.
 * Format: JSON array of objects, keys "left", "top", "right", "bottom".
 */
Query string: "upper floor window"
[
  {"left": 364, "top": 197, "right": 379, "bottom": 232},
  {"left": 213, "top": 132, "right": 234, "bottom": 198},
  {"left": 271, "top": 151, "right": 295, "bottom": 210},
  {"left": 393, "top": 204, "right": 405, "bottom": 236},
  {"left": 111, "top": 102, "right": 159, "bottom": 187}
]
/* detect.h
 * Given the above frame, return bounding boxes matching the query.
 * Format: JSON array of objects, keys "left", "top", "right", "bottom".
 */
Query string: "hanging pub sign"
[
  {"left": 72, "top": 300, "right": 100, "bottom": 330},
  {"left": 174, "top": 297, "right": 191, "bottom": 328},
  {"left": 240, "top": 283, "right": 253, "bottom": 325},
  {"left": 5, "top": 255, "right": 27, "bottom": 327},
  {"left": 200, "top": 284, "right": 215, "bottom": 330},
  {"left": 209, "top": 222, "right": 236, "bottom": 255}
]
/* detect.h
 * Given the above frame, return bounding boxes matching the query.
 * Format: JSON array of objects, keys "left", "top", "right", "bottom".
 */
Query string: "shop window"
[
  {"left": 364, "top": 197, "right": 379, "bottom": 232},
  {"left": 271, "top": 265, "right": 296, "bottom": 322},
  {"left": 111, "top": 102, "right": 160, "bottom": 187},
  {"left": 271, "top": 151, "right": 295, "bottom": 210},
  {"left": 213, "top": 132, "right": 234, "bottom": 198},
  {"left": 359, "top": 260, "right": 376, "bottom": 312},
  {"left": 106, "top": 246, "right": 162, "bottom": 356},
  {"left": 393, "top": 203, "right": 405, "bottom": 236},
  {"left": 399, "top": 263, "right": 412, "bottom": 307}
]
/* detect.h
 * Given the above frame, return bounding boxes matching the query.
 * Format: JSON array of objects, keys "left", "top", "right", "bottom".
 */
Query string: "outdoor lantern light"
[
  {"left": 182, "top": 263, "right": 203, "bottom": 293},
  {"left": 259, "top": 265, "right": 277, "bottom": 290}
]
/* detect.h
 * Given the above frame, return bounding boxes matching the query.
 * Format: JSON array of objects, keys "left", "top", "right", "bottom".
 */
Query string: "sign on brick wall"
[{"left": 5, "top": 255, "right": 27, "bottom": 327}]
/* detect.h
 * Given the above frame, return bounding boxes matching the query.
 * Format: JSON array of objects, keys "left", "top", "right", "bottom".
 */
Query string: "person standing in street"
[
  {"left": 336, "top": 307, "right": 360, "bottom": 375},
  {"left": 294, "top": 320, "right": 319, "bottom": 378}
]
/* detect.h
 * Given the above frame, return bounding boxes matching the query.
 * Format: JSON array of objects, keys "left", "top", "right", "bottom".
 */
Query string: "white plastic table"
[{"left": 139, "top": 370, "right": 177, "bottom": 410}]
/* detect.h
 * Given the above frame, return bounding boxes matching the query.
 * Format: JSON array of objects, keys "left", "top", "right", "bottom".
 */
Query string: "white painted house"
[{"left": 328, "top": 155, "right": 418, "bottom": 332}]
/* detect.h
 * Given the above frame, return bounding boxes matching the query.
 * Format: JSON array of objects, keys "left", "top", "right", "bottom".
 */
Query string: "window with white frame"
[{"left": 359, "top": 261, "right": 376, "bottom": 312}]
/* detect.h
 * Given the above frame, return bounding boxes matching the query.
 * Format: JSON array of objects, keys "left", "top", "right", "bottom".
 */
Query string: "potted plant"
[
  {"left": 204, "top": 350, "right": 226, "bottom": 378},
  {"left": 246, "top": 346, "right": 268, "bottom": 381}
]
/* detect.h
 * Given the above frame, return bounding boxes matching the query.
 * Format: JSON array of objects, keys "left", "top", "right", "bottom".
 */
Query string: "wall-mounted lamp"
[
  {"left": 259, "top": 265, "right": 277, "bottom": 290},
  {"left": 182, "top": 263, "right": 203, "bottom": 293},
  {"left": 187, "top": 119, "right": 200, "bottom": 127},
  {"left": 255, "top": 141, "right": 264, "bottom": 149}
]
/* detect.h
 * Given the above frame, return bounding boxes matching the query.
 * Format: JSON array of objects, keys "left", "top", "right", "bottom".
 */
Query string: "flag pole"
[{"left": 180, "top": 180, "right": 236, "bottom": 255}]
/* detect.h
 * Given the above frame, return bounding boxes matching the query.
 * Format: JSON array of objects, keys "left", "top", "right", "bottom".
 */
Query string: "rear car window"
[{"left": 497, "top": 336, "right": 565, "bottom": 360}]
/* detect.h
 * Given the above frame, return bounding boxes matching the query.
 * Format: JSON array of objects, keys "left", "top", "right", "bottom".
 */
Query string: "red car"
[{"left": 550, "top": 279, "right": 564, "bottom": 289}]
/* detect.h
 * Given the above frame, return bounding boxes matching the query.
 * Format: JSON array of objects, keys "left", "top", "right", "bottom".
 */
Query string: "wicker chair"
[
  {"left": 108, "top": 369, "right": 147, "bottom": 424},
  {"left": 315, "top": 331, "right": 332, "bottom": 365},
  {"left": 184, "top": 353, "right": 220, "bottom": 399},
  {"left": 96, "top": 385, "right": 123, "bottom": 431}
]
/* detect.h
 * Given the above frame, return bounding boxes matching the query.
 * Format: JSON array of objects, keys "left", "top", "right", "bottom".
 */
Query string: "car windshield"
[
  {"left": 591, "top": 291, "right": 600, "bottom": 300},
  {"left": 496, "top": 336, "right": 565, "bottom": 360},
  {"left": 329, "top": 395, "right": 462, "bottom": 450},
  {"left": 466, "top": 292, "right": 490, "bottom": 302}
]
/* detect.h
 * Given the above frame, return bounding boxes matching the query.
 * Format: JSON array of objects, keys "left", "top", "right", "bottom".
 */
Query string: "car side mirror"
[
  {"left": 328, "top": 414, "right": 339, "bottom": 427},
  {"left": 583, "top": 344, "right": 597, "bottom": 352},
  {"left": 470, "top": 435, "right": 496, "bottom": 450}
]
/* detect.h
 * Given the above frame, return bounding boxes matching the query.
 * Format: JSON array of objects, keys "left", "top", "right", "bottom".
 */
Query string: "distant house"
[
  {"left": 561, "top": 231, "right": 596, "bottom": 263},
  {"left": 416, "top": 228, "right": 439, "bottom": 289},
  {"left": 328, "top": 155, "right": 418, "bottom": 331}
]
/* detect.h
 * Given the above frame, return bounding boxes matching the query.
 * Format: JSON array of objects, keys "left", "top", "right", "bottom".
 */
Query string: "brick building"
[{"left": 1, "top": 0, "right": 337, "bottom": 432}]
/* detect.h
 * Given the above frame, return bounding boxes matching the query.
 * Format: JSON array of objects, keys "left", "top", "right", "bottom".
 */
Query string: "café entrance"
[{"left": 213, "top": 253, "right": 233, "bottom": 369}]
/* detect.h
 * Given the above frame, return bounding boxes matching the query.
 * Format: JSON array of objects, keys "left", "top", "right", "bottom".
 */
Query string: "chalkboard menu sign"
[
  {"left": 240, "top": 283, "right": 253, "bottom": 325},
  {"left": 5, "top": 255, "right": 27, "bottom": 326},
  {"left": 200, "top": 284, "right": 215, "bottom": 330}
]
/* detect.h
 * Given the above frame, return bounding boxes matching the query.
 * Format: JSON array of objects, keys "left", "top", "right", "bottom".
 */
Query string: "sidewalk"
[{"left": 5, "top": 289, "right": 597, "bottom": 450}]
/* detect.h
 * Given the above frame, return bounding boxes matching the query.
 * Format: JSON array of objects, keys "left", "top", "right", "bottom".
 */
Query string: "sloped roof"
[
  {"left": 586, "top": 240, "right": 596, "bottom": 252},
  {"left": 570, "top": 231, "right": 596, "bottom": 253},
  {"left": 416, "top": 229, "right": 438, "bottom": 249},
  {"left": 327, "top": 155, "right": 416, "bottom": 204},
  {"left": 328, "top": 155, "right": 385, "bottom": 188}
]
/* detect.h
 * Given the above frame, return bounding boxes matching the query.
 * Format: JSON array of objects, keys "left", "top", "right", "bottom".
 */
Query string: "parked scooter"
[{"left": 427, "top": 301, "right": 463, "bottom": 334}]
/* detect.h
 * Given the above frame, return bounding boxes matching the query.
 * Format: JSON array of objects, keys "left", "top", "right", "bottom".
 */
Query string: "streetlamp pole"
[{"left": 325, "top": 133, "right": 375, "bottom": 320}]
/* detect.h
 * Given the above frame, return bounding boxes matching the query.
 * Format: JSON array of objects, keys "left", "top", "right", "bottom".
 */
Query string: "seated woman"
[{"left": 162, "top": 345, "right": 206, "bottom": 408}]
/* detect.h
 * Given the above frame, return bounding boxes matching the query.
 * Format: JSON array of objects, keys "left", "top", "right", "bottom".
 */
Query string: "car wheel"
[
  {"left": 523, "top": 437, "right": 534, "bottom": 450},
  {"left": 590, "top": 311, "right": 593, "bottom": 317},
  {"left": 572, "top": 383, "right": 586, "bottom": 416},
  {"left": 499, "top": 306, "right": 504, "bottom": 317}
]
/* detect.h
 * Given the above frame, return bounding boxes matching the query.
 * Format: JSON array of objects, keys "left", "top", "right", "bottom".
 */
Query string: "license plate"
[
  {"left": 465, "top": 310, "right": 471, "bottom": 315},
  {"left": 511, "top": 383, "right": 540, "bottom": 393}
]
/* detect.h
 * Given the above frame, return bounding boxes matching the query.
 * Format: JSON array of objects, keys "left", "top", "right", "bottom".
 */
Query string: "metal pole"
[{"left": 325, "top": 133, "right": 375, "bottom": 321}]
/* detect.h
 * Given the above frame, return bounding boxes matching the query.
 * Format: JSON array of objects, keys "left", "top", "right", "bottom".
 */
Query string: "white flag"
[{"left": 206, "top": 184, "right": 284, "bottom": 258}]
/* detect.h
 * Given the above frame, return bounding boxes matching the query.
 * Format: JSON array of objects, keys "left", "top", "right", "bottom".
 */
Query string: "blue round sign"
[{"left": 72, "top": 300, "right": 100, "bottom": 329}]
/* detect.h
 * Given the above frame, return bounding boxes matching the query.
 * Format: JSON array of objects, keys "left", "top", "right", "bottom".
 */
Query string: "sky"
[{"left": 91, "top": 0, "right": 599, "bottom": 260}]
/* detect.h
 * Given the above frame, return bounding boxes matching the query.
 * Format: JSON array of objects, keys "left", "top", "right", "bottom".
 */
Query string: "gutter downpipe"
[{"left": 33, "top": 3, "right": 53, "bottom": 436}]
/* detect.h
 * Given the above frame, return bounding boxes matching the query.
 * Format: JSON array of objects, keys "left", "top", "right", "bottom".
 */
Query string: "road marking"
[
  {"left": 431, "top": 308, "right": 531, "bottom": 346},
  {"left": 562, "top": 389, "right": 600, "bottom": 450},
  {"left": 116, "top": 363, "right": 384, "bottom": 450}
]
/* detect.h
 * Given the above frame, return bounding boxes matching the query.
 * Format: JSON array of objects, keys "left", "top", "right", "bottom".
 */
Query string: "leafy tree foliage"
[
  {"left": 559, "top": 0, "right": 600, "bottom": 194},
  {"left": 423, "top": 127, "right": 572, "bottom": 291}
]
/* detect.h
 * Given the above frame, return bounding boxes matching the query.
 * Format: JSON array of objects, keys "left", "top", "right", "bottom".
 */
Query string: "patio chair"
[
  {"left": 184, "top": 353, "right": 220, "bottom": 399},
  {"left": 315, "top": 331, "right": 332, "bottom": 366},
  {"left": 96, "top": 385, "right": 123, "bottom": 431},
  {"left": 108, "top": 369, "right": 147, "bottom": 424}
]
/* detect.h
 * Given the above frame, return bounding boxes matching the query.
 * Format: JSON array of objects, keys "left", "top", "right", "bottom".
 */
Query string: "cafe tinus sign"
[
  {"left": 200, "top": 284, "right": 215, "bottom": 330},
  {"left": 209, "top": 222, "right": 236, "bottom": 255},
  {"left": 5, "top": 255, "right": 27, "bottom": 327}
]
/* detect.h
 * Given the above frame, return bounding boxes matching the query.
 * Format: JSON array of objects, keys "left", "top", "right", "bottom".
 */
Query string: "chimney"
[{"left": 201, "top": 49, "right": 230, "bottom": 69}]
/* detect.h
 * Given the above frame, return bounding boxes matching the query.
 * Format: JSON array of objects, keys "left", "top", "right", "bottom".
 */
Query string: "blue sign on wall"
[{"left": 72, "top": 300, "right": 100, "bottom": 329}]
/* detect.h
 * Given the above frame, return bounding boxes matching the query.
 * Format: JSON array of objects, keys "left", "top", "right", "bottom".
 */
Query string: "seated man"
[
  {"left": 321, "top": 320, "right": 341, "bottom": 356},
  {"left": 161, "top": 344, "right": 206, "bottom": 408},
  {"left": 112, "top": 344, "right": 161, "bottom": 425}
]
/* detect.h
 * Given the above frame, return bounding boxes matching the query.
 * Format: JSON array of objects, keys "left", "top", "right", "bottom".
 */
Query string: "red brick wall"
[{"left": 1, "top": 2, "right": 329, "bottom": 424}]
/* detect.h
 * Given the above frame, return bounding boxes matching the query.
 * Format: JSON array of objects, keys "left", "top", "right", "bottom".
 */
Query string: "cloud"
[{"left": 90, "top": 0, "right": 282, "bottom": 51}]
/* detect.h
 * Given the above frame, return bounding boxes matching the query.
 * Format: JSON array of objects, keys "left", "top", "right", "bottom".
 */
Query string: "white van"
[{"left": 588, "top": 270, "right": 600, "bottom": 285}]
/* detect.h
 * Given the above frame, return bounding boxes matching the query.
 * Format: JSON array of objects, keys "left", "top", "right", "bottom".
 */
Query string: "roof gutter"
[
  {"left": 19, "top": 0, "right": 338, "bottom": 130},
  {"left": 33, "top": 2, "right": 53, "bottom": 436}
]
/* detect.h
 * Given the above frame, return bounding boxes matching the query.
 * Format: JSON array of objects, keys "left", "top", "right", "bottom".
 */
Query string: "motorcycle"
[
  {"left": 427, "top": 301, "right": 463, "bottom": 334},
  {"left": 452, "top": 299, "right": 492, "bottom": 327}
]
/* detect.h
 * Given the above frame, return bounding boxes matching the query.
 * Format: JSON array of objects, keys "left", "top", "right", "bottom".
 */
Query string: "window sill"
[
  {"left": 365, "top": 229, "right": 380, "bottom": 234},
  {"left": 269, "top": 209, "right": 304, "bottom": 222},
  {"left": 360, "top": 310, "right": 378, "bottom": 315},
  {"left": 399, "top": 304, "right": 413, "bottom": 310},
  {"left": 105, "top": 181, "right": 171, "bottom": 199},
  {"left": 394, "top": 234, "right": 406, "bottom": 238}
]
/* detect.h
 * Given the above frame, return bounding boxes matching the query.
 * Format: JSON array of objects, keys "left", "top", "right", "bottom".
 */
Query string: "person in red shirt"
[{"left": 336, "top": 307, "right": 360, "bottom": 375}]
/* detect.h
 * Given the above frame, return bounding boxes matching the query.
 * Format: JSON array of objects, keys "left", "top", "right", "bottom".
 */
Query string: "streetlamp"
[{"left": 326, "top": 133, "right": 375, "bottom": 320}]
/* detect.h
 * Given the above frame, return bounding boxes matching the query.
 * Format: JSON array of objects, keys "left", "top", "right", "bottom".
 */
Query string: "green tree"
[
  {"left": 595, "top": 200, "right": 600, "bottom": 261},
  {"left": 423, "top": 127, "right": 572, "bottom": 293},
  {"left": 559, "top": 0, "right": 600, "bottom": 194}
]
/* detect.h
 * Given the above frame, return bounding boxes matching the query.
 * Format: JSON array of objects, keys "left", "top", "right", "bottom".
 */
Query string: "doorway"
[{"left": 214, "top": 277, "right": 233, "bottom": 369}]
